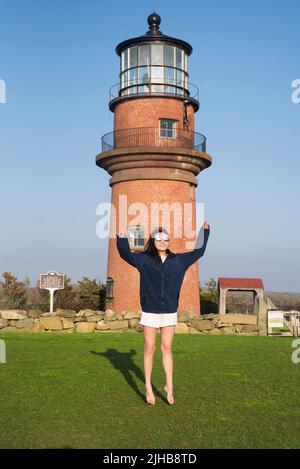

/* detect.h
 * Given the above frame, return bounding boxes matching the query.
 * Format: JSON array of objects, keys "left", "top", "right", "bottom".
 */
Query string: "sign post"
[{"left": 40, "top": 271, "right": 65, "bottom": 314}]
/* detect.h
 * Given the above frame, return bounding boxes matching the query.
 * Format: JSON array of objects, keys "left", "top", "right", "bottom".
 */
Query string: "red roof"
[{"left": 218, "top": 277, "right": 264, "bottom": 289}]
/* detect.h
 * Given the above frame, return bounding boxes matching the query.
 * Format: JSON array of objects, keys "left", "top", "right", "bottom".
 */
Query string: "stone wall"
[{"left": 0, "top": 309, "right": 262, "bottom": 335}]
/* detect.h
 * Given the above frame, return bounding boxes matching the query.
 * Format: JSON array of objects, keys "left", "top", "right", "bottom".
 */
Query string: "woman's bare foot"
[
  {"left": 164, "top": 384, "right": 174, "bottom": 405},
  {"left": 146, "top": 385, "right": 156, "bottom": 405}
]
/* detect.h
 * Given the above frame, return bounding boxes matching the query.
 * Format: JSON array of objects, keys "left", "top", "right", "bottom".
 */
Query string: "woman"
[{"left": 116, "top": 221, "right": 210, "bottom": 406}]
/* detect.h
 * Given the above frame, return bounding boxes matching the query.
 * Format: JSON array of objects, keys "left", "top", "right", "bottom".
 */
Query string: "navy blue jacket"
[{"left": 116, "top": 226, "right": 210, "bottom": 314}]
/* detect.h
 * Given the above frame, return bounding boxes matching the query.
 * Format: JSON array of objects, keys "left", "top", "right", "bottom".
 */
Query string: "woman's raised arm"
[
  {"left": 116, "top": 233, "right": 139, "bottom": 269},
  {"left": 177, "top": 222, "right": 210, "bottom": 270}
]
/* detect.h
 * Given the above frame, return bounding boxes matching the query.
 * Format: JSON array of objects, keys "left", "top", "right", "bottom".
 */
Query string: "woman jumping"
[{"left": 116, "top": 221, "right": 210, "bottom": 406}]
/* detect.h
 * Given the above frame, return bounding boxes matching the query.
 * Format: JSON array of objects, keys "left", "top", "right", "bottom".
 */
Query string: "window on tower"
[
  {"left": 128, "top": 225, "right": 145, "bottom": 249},
  {"left": 159, "top": 119, "right": 177, "bottom": 139}
]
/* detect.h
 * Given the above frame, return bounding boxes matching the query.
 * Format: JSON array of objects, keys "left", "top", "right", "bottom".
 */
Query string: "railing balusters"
[{"left": 101, "top": 127, "right": 206, "bottom": 153}]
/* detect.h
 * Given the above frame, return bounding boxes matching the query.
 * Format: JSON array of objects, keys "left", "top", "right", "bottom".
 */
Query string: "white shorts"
[{"left": 139, "top": 311, "right": 177, "bottom": 328}]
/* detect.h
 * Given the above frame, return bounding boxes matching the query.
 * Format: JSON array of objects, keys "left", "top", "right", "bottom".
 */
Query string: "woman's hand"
[{"left": 203, "top": 220, "right": 210, "bottom": 229}]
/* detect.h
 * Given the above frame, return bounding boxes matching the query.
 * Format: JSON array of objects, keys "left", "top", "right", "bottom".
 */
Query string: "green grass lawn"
[{"left": 0, "top": 332, "right": 299, "bottom": 449}]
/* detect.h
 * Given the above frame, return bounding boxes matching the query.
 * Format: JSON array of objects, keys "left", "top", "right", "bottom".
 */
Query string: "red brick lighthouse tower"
[{"left": 96, "top": 13, "right": 212, "bottom": 315}]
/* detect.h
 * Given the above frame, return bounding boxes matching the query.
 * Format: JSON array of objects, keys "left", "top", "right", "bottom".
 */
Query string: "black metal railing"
[
  {"left": 109, "top": 78, "right": 199, "bottom": 104},
  {"left": 101, "top": 127, "right": 206, "bottom": 153}
]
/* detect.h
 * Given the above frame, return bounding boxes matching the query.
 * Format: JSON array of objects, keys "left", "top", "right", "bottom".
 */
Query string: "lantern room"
[{"left": 109, "top": 12, "right": 199, "bottom": 112}]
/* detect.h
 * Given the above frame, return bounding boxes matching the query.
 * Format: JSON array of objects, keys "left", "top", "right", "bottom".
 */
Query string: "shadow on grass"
[{"left": 90, "top": 348, "right": 167, "bottom": 405}]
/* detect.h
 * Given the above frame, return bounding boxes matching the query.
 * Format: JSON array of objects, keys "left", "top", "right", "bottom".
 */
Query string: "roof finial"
[{"left": 147, "top": 12, "right": 161, "bottom": 34}]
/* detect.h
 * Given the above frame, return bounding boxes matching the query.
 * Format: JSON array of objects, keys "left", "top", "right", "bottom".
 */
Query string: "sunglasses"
[{"left": 154, "top": 235, "right": 170, "bottom": 242}]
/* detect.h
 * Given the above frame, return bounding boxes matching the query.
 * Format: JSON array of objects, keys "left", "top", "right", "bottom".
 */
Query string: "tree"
[
  {"left": 23, "top": 276, "right": 31, "bottom": 287},
  {"left": 54, "top": 276, "right": 77, "bottom": 310},
  {"left": 0, "top": 272, "right": 27, "bottom": 309},
  {"left": 200, "top": 277, "right": 218, "bottom": 314},
  {"left": 77, "top": 277, "right": 101, "bottom": 310}
]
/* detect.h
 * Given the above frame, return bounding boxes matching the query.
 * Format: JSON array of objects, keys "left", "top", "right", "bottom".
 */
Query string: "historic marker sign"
[
  {"left": 40, "top": 271, "right": 64, "bottom": 290},
  {"left": 40, "top": 271, "right": 65, "bottom": 313}
]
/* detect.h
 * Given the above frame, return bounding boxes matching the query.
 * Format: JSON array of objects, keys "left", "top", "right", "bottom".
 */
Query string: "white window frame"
[
  {"left": 159, "top": 119, "right": 177, "bottom": 139},
  {"left": 127, "top": 225, "right": 145, "bottom": 250}
]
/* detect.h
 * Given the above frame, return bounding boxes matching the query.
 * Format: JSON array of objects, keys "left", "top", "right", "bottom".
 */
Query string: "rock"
[
  {"left": 189, "top": 327, "right": 201, "bottom": 334},
  {"left": 242, "top": 324, "right": 259, "bottom": 333},
  {"left": 16, "top": 318, "right": 34, "bottom": 329},
  {"left": 218, "top": 314, "right": 257, "bottom": 325},
  {"left": 0, "top": 310, "right": 27, "bottom": 320},
  {"left": 129, "top": 319, "right": 140, "bottom": 329},
  {"left": 175, "top": 323, "right": 189, "bottom": 334},
  {"left": 75, "top": 311, "right": 84, "bottom": 317},
  {"left": 0, "top": 326, "right": 21, "bottom": 332},
  {"left": 116, "top": 313, "right": 124, "bottom": 320},
  {"left": 189, "top": 319, "right": 214, "bottom": 331},
  {"left": 40, "top": 317, "right": 63, "bottom": 331},
  {"left": 28, "top": 309, "right": 43, "bottom": 318},
  {"left": 207, "top": 328, "right": 222, "bottom": 335},
  {"left": 177, "top": 312, "right": 192, "bottom": 323},
  {"left": 86, "top": 315, "right": 103, "bottom": 322},
  {"left": 123, "top": 311, "right": 141, "bottom": 319},
  {"left": 104, "top": 310, "right": 116, "bottom": 321},
  {"left": 201, "top": 313, "right": 219, "bottom": 319},
  {"left": 220, "top": 325, "right": 235, "bottom": 335},
  {"left": 56, "top": 309, "right": 76, "bottom": 318},
  {"left": 73, "top": 317, "right": 86, "bottom": 323},
  {"left": 75, "top": 322, "right": 96, "bottom": 333},
  {"left": 31, "top": 322, "right": 45, "bottom": 332},
  {"left": 95, "top": 321, "right": 110, "bottom": 330},
  {"left": 198, "top": 320, "right": 215, "bottom": 331},
  {"left": 62, "top": 319, "right": 75, "bottom": 330},
  {"left": 82, "top": 310, "right": 98, "bottom": 318},
  {"left": 0, "top": 319, "right": 9, "bottom": 329},
  {"left": 106, "top": 320, "right": 128, "bottom": 330}
]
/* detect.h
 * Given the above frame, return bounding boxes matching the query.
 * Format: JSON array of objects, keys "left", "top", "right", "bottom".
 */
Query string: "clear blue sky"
[{"left": 0, "top": 0, "right": 299, "bottom": 292}]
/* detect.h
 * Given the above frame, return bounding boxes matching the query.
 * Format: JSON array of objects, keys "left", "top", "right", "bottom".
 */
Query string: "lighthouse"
[{"left": 96, "top": 13, "right": 212, "bottom": 315}]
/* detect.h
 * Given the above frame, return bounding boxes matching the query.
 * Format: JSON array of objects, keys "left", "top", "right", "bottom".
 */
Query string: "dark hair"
[{"left": 143, "top": 226, "right": 170, "bottom": 257}]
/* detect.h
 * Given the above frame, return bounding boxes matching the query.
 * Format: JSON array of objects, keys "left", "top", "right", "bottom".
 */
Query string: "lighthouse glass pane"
[
  {"left": 123, "top": 50, "right": 128, "bottom": 71},
  {"left": 184, "top": 53, "right": 188, "bottom": 72},
  {"left": 176, "top": 70, "right": 184, "bottom": 95},
  {"left": 165, "top": 45, "right": 175, "bottom": 66},
  {"left": 138, "top": 66, "right": 150, "bottom": 93},
  {"left": 139, "top": 45, "right": 150, "bottom": 66},
  {"left": 151, "top": 44, "right": 163, "bottom": 65},
  {"left": 176, "top": 48, "right": 183, "bottom": 69},
  {"left": 128, "top": 67, "right": 138, "bottom": 94},
  {"left": 121, "top": 71, "right": 129, "bottom": 95},
  {"left": 121, "top": 71, "right": 126, "bottom": 88},
  {"left": 129, "top": 46, "right": 137, "bottom": 68},
  {"left": 151, "top": 66, "right": 163, "bottom": 92},
  {"left": 165, "top": 67, "right": 175, "bottom": 94}
]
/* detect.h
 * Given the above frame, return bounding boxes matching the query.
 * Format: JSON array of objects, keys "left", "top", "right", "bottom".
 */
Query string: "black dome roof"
[{"left": 115, "top": 12, "right": 192, "bottom": 56}]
